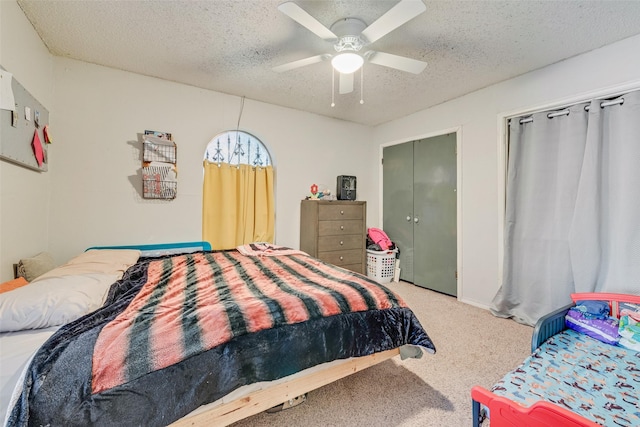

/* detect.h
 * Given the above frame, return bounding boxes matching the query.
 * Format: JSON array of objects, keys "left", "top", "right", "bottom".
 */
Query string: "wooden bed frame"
[
  {"left": 472, "top": 292, "right": 640, "bottom": 427},
  {"left": 172, "top": 348, "right": 399, "bottom": 426}
]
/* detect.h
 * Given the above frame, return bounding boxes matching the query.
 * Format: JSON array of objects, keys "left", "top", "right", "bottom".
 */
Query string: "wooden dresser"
[{"left": 300, "top": 200, "right": 366, "bottom": 274}]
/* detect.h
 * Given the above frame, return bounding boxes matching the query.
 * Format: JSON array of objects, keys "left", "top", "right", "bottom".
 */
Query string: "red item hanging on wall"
[
  {"left": 43, "top": 124, "right": 52, "bottom": 144},
  {"left": 32, "top": 130, "right": 44, "bottom": 166}
]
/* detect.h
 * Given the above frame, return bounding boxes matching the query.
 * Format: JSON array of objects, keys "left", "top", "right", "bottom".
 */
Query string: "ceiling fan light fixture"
[{"left": 331, "top": 52, "right": 364, "bottom": 74}]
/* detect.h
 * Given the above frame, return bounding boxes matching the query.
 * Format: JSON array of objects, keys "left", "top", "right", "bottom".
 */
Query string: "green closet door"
[
  {"left": 413, "top": 133, "right": 457, "bottom": 296},
  {"left": 383, "top": 142, "right": 415, "bottom": 282},
  {"left": 383, "top": 133, "right": 457, "bottom": 296}
]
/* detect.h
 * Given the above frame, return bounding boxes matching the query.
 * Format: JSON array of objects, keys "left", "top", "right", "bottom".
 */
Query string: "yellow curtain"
[{"left": 202, "top": 162, "right": 274, "bottom": 250}]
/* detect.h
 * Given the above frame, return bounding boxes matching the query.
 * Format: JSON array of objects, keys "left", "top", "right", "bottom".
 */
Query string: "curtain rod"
[{"left": 517, "top": 98, "right": 625, "bottom": 124}]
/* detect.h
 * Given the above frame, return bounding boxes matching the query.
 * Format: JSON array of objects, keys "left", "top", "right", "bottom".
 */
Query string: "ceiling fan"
[{"left": 273, "top": 0, "right": 428, "bottom": 96}]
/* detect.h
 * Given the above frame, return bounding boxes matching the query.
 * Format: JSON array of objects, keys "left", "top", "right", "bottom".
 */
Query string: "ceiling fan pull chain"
[
  {"left": 331, "top": 68, "right": 336, "bottom": 107},
  {"left": 360, "top": 67, "right": 364, "bottom": 105}
]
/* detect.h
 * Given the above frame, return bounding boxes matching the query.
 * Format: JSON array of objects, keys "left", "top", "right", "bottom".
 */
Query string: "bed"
[
  {"left": 471, "top": 292, "right": 640, "bottom": 427},
  {"left": 0, "top": 241, "right": 435, "bottom": 426}
]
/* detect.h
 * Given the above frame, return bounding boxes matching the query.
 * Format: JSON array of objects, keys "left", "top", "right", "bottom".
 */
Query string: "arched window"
[
  {"left": 204, "top": 131, "right": 272, "bottom": 166},
  {"left": 202, "top": 131, "right": 274, "bottom": 250}
]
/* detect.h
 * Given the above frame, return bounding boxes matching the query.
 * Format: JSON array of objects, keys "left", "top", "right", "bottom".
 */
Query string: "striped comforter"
[{"left": 8, "top": 250, "right": 435, "bottom": 427}]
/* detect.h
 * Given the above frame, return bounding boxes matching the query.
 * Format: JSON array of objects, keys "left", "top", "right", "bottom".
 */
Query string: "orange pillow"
[{"left": 0, "top": 277, "right": 29, "bottom": 294}]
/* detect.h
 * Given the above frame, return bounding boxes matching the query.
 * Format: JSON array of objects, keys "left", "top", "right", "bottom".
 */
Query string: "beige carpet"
[{"left": 231, "top": 281, "right": 532, "bottom": 427}]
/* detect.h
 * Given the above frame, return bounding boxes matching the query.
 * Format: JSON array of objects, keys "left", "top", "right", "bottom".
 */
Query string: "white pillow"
[
  {"left": 33, "top": 249, "right": 140, "bottom": 282},
  {"left": 0, "top": 273, "right": 118, "bottom": 333}
]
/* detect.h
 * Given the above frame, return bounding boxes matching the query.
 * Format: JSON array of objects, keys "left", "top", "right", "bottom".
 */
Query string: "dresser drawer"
[
  {"left": 318, "top": 234, "right": 363, "bottom": 251},
  {"left": 318, "top": 220, "right": 363, "bottom": 236},
  {"left": 318, "top": 204, "right": 363, "bottom": 221},
  {"left": 318, "top": 249, "right": 363, "bottom": 266}
]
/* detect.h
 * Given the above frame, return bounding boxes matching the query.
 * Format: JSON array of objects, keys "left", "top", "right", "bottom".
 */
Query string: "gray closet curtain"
[{"left": 492, "top": 90, "right": 640, "bottom": 326}]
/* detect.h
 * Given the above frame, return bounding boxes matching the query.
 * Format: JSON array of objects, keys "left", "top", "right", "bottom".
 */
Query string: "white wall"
[
  {"left": 47, "top": 58, "right": 374, "bottom": 265},
  {"left": 374, "top": 34, "right": 640, "bottom": 309},
  {"left": 0, "top": 0, "right": 54, "bottom": 280}
]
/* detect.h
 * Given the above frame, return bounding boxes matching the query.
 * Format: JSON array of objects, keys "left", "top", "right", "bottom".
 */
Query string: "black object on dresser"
[{"left": 336, "top": 175, "right": 357, "bottom": 200}]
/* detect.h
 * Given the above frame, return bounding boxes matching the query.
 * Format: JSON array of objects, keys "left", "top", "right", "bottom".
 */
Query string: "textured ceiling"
[{"left": 16, "top": 0, "right": 640, "bottom": 126}]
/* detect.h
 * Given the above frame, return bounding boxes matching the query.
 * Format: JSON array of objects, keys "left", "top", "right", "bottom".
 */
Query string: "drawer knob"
[
  {"left": 340, "top": 225, "right": 344, "bottom": 230},
  {"left": 340, "top": 210, "right": 344, "bottom": 215},
  {"left": 340, "top": 241, "right": 344, "bottom": 245},
  {"left": 340, "top": 256, "right": 344, "bottom": 261}
]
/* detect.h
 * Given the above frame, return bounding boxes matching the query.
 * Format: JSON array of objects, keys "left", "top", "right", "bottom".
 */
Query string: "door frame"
[{"left": 378, "top": 126, "right": 462, "bottom": 299}]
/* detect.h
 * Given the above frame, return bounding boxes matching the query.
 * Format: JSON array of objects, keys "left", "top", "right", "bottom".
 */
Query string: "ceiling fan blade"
[
  {"left": 360, "top": 0, "right": 426, "bottom": 44},
  {"left": 273, "top": 54, "right": 327, "bottom": 72},
  {"left": 339, "top": 72, "right": 354, "bottom": 94},
  {"left": 365, "top": 51, "right": 427, "bottom": 74},
  {"left": 278, "top": 2, "right": 337, "bottom": 41}
]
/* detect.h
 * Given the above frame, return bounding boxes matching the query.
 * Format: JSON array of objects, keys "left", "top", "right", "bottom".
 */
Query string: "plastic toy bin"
[{"left": 366, "top": 249, "right": 397, "bottom": 284}]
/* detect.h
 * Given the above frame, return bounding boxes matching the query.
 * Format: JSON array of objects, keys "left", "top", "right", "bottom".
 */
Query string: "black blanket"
[{"left": 7, "top": 251, "right": 435, "bottom": 426}]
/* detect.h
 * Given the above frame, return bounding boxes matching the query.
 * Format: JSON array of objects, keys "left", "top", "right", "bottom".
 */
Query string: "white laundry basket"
[{"left": 366, "top": 249, "right": 398, "bottom": 284}]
